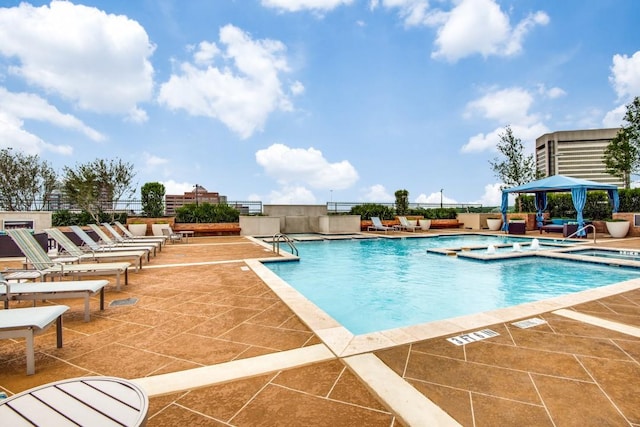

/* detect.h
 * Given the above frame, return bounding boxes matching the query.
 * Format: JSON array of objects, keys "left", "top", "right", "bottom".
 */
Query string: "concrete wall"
[
  {"left": 264, "top": 205, "right": 328, "bottom": 217},
  {"left": 0, "top": 211, "right": 52, "bottom": 233},
  {"left": 457, "top": 213, "right": 502, "bottom": 230},
  {"left": 318, "top": 215, "right": 360, "bottom": 233},
  {"left": 240, "top": 216, "right": 281, "bottom": 236},
  {"left": 241, "top": 206, "right": 360, "bottom": 235}
]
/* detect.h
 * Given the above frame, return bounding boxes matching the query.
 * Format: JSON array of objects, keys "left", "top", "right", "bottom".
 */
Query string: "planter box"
[
  {"left": 486, "top": 218, "right": 502, "bottom": 231},
  {"left": 430, "top": 219, "right": 461, "bottom": 229},
  {"left": 0, "top": 232, "right": 48, "bottom": 257},
  {"left": 172, "top": 223, "right": 241, "bottom": 237}
]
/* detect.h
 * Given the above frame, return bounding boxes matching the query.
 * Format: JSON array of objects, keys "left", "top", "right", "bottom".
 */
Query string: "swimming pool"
[
  {"left": 569, "top": 248, "right": 640, "bottom": 261},
  {"left": 265, "top": 238, "right": 640, "bottom": 334}
]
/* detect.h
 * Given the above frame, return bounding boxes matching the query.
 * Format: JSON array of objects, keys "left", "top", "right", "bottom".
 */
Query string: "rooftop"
[{"left": 1, "top": 231, "right": 639, "bottom": 426}]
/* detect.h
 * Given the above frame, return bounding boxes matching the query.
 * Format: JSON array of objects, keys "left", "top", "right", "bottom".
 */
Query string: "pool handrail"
[{"left": 562, "top": 224, "right": 596, "bottom": 244}]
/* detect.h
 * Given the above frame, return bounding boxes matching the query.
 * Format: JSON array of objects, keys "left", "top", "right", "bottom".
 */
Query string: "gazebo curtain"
[
  {"left": 571, "top": 188, "right": 587, "bottom": 237},
  {"left": 501, "top": 192, "right": 509, "bottom": 231},
  {"left": 534, "top": 193, "right": 547, "bottom": 229}
]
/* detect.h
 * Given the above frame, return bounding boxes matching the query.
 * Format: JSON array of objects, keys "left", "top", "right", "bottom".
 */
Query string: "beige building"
[{"left": 535, "top": 128, "right": 623, "bottom": 187}]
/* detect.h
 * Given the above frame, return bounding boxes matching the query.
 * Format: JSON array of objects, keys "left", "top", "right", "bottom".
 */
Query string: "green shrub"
[
  {"left": 349, "top": 203, "right": 395, "bottom": 220},
  {"left": 174, "top": 202, "right": 240, "bottom": 223},
  {"left": 52, "top": 210, "right": 127, "bottom": 226}
]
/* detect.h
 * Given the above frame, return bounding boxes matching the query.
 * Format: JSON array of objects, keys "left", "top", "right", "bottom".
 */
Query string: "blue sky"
[{"left": 1, "top": 0, "right": 639, "bottom": 207}]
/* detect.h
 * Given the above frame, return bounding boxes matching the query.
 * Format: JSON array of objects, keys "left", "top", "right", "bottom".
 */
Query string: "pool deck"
[{"left": 1, "top": 230, "right": 639, "bottom": 426}]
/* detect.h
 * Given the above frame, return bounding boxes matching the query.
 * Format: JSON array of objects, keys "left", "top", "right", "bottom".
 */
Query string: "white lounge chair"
[
  {"left": 102, "top": 223, "right": 166, "bottom": 248},
  {"left": 367, "top": 217, "right": 394, "bottom": 233},
  {"left": 87, "top": 224, "right": 160, "bottom": 254},
  {"left": 45, "top": 228, "right": 146, "bottom": 270},
  {"left": 0, "top": 305, "right": 69, "bottom": 374},
  {"left": 70, "top": 225, "right": 155, "bottom": 258},
  {"left": 6, "top": 229, "right": 131, "bottom": 291},
  {"left": 1, "top": 273, "right": 108, "bottom": 322},
  {"left": 398, "top": 216, "right": 423, "bottom": 232}
]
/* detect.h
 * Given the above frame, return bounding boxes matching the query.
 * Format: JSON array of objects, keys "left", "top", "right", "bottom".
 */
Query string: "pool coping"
[{"left": 246, "top": 236, "right": 640, "bottom": 357}]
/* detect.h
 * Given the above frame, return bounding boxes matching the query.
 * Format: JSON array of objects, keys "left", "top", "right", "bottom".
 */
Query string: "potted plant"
[
  {"left": 152, "top": 220, "right": 171, "bottom": 237},
  {"left": 605, "top": 218, "right": 630, "bottom": 238},
  {"left": 127, "top": 220, "right": 147, "bottom": 236},
  {"left": 486, "top": 217, "right": 502, "bottom": 231}
]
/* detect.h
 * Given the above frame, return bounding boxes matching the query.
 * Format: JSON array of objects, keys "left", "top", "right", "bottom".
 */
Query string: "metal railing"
[
  {"left": 325, "top": 202, "right": 485, "bottom": 214},
  {"left": 272, "top": 233, "right": 298, "bottom": 256}
]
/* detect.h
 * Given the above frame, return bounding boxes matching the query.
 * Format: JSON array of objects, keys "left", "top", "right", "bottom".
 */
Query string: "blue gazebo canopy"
[{"left": 500, "top": 175, "right": 619, "bottom": 236}]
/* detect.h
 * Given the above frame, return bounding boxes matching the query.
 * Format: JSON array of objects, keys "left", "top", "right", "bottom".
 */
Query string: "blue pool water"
[{"left": 266, "top": 237, "right": 640, "bottom": 334}]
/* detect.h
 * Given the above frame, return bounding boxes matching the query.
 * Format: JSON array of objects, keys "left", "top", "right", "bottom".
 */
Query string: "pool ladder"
[
  {"left": 272, "top": 233, "right": 298, "bottom": 256},
  {"left": 562, "top": 224, "right": 597, "bottom": 244}
]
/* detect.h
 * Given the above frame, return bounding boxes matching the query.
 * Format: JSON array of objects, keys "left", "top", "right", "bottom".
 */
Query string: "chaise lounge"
[{"left": 368, "top": 217, "right": 394, "bottom": 233}]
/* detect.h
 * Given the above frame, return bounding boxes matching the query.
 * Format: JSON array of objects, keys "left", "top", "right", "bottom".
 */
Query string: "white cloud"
[
  {"left": 602, "top": 104, "right": 626, "bottom": 128},
  {"left": 0, "top": 1, "right": 154, "bottom": 120},
  {"left": 469, "top": 183, "right": 503, "bottom": 206},
  {"left": 414, "top": 191, "right": 457, "bottom": 205},
  {"left": 537, "top": 84, "right": 566, "bottom": 99},
  {"left": 360, "top": 184, "right": 393, "bottom": 202},
  {"left": 266, "top": 185, "right": 317, "bottom": 204},
  {"left": 603, "top": 51, "right": 640, "bottom": 127},
  {"left": 425, "top": 0, "right": 549, "bottom": 62},
  {"left": 609, "top": 51, "right": 640, "bottom": 100},
  {"left": 0, "top": 111, "right": 72, "bottom": 155},
  {"left": 161, "top": 180, "right": 195, "bottom": 196},
  {"left": 255, "top": 143, "right": 359, "bottom": 190},
  {"left": 159, "top": 25, "right": 299, "bottom": 139},
  {"left": 461, "top": 87, "right": 549, "bottom": 153},
  {"left": 143, "top": 152, "right": 169, "bottom": 169},
  {"left": 261, "top": 0, "right": 354, "bottom": 13}
]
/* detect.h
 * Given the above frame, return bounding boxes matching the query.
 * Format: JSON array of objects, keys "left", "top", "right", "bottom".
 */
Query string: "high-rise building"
[
  {"left": 535, "top": 128, "right": 623, "bottom": 187},
  {"left": 164, "top": 185, "right": 227, "bottom": 215}
]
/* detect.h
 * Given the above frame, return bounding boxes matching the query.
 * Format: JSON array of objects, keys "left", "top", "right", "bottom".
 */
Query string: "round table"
[{"left": 0, "top": 376, "right": 149, "bottom": 426}]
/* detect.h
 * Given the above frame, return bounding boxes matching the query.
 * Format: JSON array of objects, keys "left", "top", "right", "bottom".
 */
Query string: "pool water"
[{"left": 266, "top": 238, "right": 640, "bottom": 334}]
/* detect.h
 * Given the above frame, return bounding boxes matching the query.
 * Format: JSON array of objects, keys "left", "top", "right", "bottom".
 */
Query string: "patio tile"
[
  {"left": 153, "top": 333, "right": 249, "bottom": 365},
  {"left": 67, "top": 343, "right": 176, "bottom": 377},
  {"left": 218, "top": 323, "right": 314, "bottom": 351},
  {"left": 470, "top": 393, "right": 553, "bottom": 427},
  {"left": 407, "top": 379, "right": 473, "bottom": 426},
  {"left": 532, "top": 374, "right": 629, "bottom": 426}
]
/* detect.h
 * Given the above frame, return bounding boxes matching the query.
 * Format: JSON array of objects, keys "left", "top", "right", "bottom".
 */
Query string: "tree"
[
  {"left": 489, "top": 125, "right": 537, "bottom": 212},
  {"left": 604, "top": 96, "right": 640, "bottom": 188},
  {"left": 394, "top": 189, "right": 409, "bottom": 216},
  {"left": 604, "top": 127, "right": 638, "bottom": 188},
  {"left": 0, "top": 148, "right": 57, "bottom": 211},
  {"left": 62, "top": 158, "right": 136, "bottom": 223},
  {"left": 141, "top": 182, "right": 166, "bottom": 217}
]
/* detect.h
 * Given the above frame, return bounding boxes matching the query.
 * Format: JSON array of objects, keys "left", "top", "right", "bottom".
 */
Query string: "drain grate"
[
  {"left": 447, "top": 329, "right": 499, "bottom": 346},
  {"left": 512, "top": 317, "right": 547, "bottom": 329},
  {"left": 109, "top": 298, "right": 138, "bottom": 307}
]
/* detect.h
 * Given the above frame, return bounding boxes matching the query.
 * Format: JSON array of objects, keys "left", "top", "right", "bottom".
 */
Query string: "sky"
[{"left": 0, "top": 0, "right": 639, "bottom": 207}]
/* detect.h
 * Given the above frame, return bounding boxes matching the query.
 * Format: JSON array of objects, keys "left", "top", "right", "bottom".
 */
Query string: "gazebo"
[{"left": 501, "top": 175, "right": 619, "bottom": 236}]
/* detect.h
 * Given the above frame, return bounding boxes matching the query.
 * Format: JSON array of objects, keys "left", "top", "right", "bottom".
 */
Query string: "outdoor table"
[
  {"left": 0, "top": 376, "right": 149, "bottom": 426},
  {"left": 178, "top": 230, "right": 194, "bottom": 243}
]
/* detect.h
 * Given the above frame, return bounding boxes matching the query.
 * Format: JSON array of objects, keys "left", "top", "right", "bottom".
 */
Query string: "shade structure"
[{"left": 500, "top": 175, "right": 619, "bottom": 236}]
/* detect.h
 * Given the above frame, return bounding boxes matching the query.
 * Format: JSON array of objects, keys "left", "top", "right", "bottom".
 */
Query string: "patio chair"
[
  {"left": 1, "top": 272, "right": 108, "bottom": 322},
  {"left": 88, "top": 224, "right": 161, "bottom": 254},
  {"left": 70, "top": 225, "right": 155, "bottom": 258},
  {"left": 102, "top": 223, "right": 166, "bottom": 248},
  {"left": 368, "top": 217, "right": 394, "bottom": 233},
  {"left": 6, "top": 229, "right": 131, "bottom": 291},
  {"left": 45, "top": 228, "right": 146, "bottom": 270},
  {"left": 162, "top": 227, "right": 183, "bottom": 243}
]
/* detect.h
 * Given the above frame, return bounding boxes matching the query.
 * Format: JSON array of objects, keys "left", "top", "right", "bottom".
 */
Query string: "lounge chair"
[
  {"left": 6, "top": 229, "right": 131, "bottom": 291},
  {"left": 114, "top": 221, "right": 168, "bottom": 245},
  {"left": 1, "top": 272, "right": 108, "bottom": 322},
  {"left": 162, "top": 227, "right": 183, "bottom": 243},
  {"left": 368, "top": 217, "right": 394, "bottom": 233},
  {"left": 70, "top": 225, "right": 155, "bottom": 258},
  {"left": 0, "top": 305, "right": 68, "bottom": 374},
  {"left": 102, "top": 223, "right": 166, "bottom": 249},
  {"left": 88, "top": 224, "right": 160, "bottom": 254},
  {"left": 398, "top": 216, "right": 423, "bottom": 232},
  {"left": 45, "top": 228, "right": 146, "bottom": 270}
]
